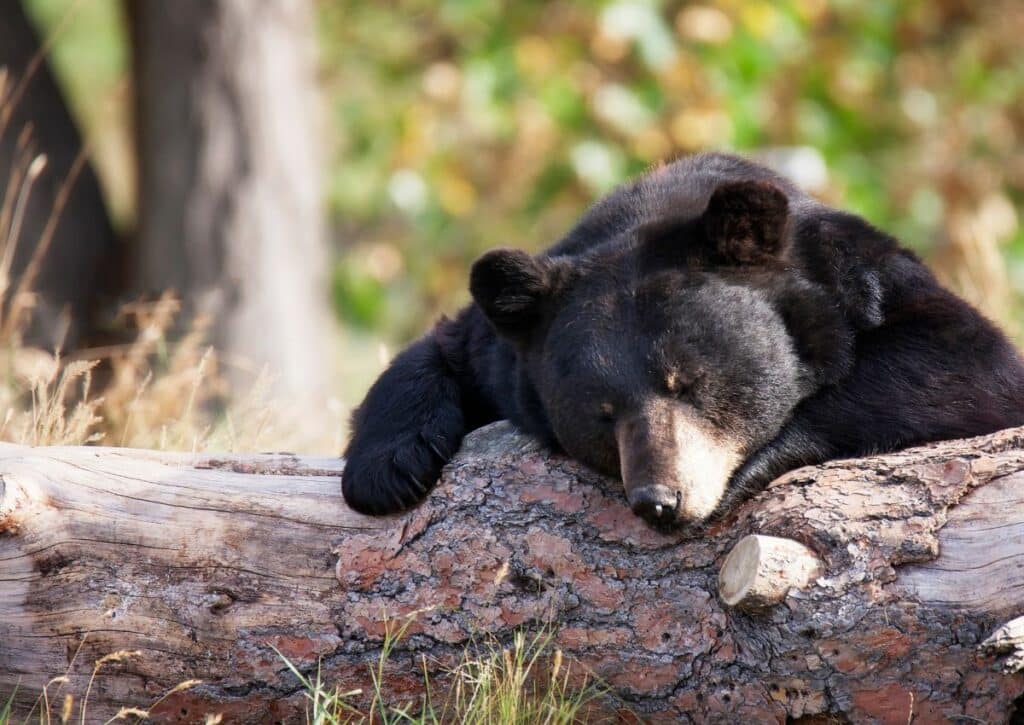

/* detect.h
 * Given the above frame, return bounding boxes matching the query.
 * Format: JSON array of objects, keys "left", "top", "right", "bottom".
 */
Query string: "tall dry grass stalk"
[
  {"left": 0, "top": 287, "right": 337, "bottom": 453},
  {"left": 1, "top": 638, "right": 204, "bottom": 725}
]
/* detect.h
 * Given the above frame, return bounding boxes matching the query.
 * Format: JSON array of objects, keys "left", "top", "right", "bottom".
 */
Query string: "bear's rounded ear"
[
  {"left": 702, "top": 180, "right": 791, "bottom": 266},
  {"left": 470, "top": 249, "right": 562, "bottom": 339}
]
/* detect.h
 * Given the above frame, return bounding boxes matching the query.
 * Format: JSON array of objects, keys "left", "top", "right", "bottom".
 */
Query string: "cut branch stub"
[
  {"left": 981, "top": 616, "right": 1024, "bottom": 674},
  {"left": 718, "top": 533, "right": 822, "bottom": 611}
]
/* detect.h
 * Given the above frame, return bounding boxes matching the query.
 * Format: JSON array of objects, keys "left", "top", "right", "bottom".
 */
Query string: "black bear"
[{"left": 342, "top": 153, "right": 1024, "bottom": 525}]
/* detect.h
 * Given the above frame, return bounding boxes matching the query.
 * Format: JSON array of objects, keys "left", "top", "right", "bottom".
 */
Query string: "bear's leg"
[{"left": 342, "top": 334, "right": 469, "bottom": 515}]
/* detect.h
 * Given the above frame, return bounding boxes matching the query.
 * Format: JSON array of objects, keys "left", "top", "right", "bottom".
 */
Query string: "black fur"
[{"left": 342, "top": 152, "right": 1024, "bottom": 522}]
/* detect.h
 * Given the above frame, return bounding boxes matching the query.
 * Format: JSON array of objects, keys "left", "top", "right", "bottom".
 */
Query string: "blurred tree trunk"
[
  {"left": 0, "top": 0, "right": 117, "bottom": 350},
  {"left": 125, "top": 0, "right": 333, "bottom": 404}
]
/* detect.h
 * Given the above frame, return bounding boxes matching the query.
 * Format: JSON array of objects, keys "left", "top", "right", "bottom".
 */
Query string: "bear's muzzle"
[{"left": 616, "top": 399, "right": 742, "bottom": 525}]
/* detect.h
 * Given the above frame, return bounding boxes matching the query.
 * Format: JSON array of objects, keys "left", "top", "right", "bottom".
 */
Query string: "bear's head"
[{"left": 470, "top": 180, "right": 855, "bottom": 526}]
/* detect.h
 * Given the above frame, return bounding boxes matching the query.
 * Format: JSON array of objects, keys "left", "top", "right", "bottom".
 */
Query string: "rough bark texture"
[
  {"left": 2, "top": 422, "right": 1024, "bottom": 723},
  {"left": 127, "top": 0, "right": 333, "bottom": 402},
  {"left": 0, "top": 0, "right": 117, "bottom": 349}
]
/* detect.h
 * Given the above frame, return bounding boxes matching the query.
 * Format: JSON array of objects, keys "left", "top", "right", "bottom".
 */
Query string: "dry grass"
[
  {"left": 0, "top": 643, "right": 207, "bottom": 725},
  {"left": 0, "top": 288, "right": 334, "bottom": 454},
  {"left": 0, "top": 147, "right": 338, "bottom": 453}
]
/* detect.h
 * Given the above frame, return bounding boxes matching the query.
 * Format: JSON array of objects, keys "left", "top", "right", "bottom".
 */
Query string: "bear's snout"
[
  {"left": 627, "top": 484, "right": 680, "bottom": 523},
  {"left": 616, "top": 399, "right": 743, "bottom": 526}
]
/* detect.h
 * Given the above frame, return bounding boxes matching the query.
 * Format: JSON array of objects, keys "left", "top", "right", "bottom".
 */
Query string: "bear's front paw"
[{"left": 342, "top": 429, "right": 453, "bottom": 515}]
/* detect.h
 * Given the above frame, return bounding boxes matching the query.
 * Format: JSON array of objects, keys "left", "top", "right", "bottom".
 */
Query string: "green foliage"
[
  {"left": 318, "top": 0, "right": 1024, "bottom": 339},
  {"left": 23, "top": 0, "right": 125, "bottom": 92},
  {"left": 22, "top": 0, "right": 133, "bottom": 223},
  {"left": 21, "top": 0, "right": 1024, "bottom": 341}
]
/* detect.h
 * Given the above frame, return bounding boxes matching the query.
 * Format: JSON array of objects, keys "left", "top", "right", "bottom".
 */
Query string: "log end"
[{"left": 718, "top": 534, "right": 822, "bottom": 612}]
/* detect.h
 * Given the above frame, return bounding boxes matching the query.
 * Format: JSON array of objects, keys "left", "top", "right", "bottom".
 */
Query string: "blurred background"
[{"left": 1, "top": 0, "right": 1023, "bottom": 453}]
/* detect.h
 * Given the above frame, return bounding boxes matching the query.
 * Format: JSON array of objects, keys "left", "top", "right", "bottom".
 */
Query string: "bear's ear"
[
  {"left": 702, "top": 180, "right": 791, "bottom": 266},
  {"left": 470, "top": 249, "right": 562, "bottom": 339}
]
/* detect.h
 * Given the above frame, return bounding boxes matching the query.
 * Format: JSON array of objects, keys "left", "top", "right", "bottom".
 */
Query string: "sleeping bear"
[{"left": 342, "top": 153, "right": 1024, "bottom": 525}]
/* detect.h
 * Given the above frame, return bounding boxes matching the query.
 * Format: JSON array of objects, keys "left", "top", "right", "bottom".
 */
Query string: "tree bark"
[
  {"left": 0, "top": 0, "right": 117, "bottom": 350},
  {"left": 126, "top": 0, "right": 333, "bottom": 403},
  {"left": 2, "top": 422, "right": 1024, "bottom": 723}
]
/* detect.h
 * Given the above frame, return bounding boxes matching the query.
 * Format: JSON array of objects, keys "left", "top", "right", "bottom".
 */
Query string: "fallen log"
[{"left": 2, "top": 422, "right": 1024, "bottom": 723}]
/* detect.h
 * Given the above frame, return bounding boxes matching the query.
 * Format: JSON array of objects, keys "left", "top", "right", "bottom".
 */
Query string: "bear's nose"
[{"left": 628, "top": 484, "right": 680, "bottom": 524}]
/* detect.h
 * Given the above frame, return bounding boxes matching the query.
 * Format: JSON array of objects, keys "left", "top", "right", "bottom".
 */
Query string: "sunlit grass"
[{"left": 276, "top": 612, "right": 606, "bottom": 725}]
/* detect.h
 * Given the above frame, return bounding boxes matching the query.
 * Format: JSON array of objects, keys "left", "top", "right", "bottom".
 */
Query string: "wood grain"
[{"left": 898, "top": 471, "right": 1024, "bottom": 610}]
